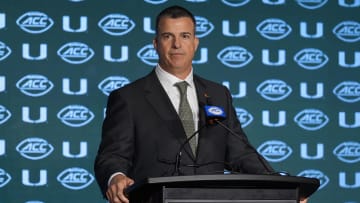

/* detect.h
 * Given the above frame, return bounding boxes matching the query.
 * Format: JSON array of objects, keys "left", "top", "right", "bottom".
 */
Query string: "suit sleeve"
[
  {"left": 222, "top": 86, "right": 275, "bottom": 174},
  {"left": 94, "top": 90, "right": 135, "bottom": 197}
]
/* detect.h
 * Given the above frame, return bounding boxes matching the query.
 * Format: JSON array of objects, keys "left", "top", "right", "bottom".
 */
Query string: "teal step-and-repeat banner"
[{"left": 0, "top": 0, "right": 359, "bottom": 202}]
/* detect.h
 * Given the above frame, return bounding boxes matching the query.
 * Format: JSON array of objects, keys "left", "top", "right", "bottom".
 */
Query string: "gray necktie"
[{"left": 175, "top": 81, "right": 196, "bottom": 155}]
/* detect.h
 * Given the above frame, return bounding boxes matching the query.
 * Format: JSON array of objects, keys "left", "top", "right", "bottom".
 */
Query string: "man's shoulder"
[
  {"left": 194, "top": 74, "right": 226, "bottom": 90},
  {"left": 110, "top": 71, "right": 155, "bottom": 95}
]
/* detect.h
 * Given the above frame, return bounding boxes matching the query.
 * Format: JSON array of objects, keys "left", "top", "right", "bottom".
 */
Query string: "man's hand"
[
  {"left": 300, "top": 198, "right": 308, "bottom": 203},
  {"left": 106, "top": 174, "right": 134, "bottom": 203}
]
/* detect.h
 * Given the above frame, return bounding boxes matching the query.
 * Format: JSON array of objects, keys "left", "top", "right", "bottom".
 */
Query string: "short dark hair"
[{"left": 155, "top": 5, "right": 196, "bottom": 35}]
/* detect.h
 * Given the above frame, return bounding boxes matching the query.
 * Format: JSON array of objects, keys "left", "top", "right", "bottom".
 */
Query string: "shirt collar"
[{"left": 155, "top": 64, "right": 195, "bottom": 88}]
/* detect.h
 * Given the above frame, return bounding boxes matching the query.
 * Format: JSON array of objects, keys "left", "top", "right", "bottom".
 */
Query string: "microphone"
[
  {"left": 204, "top": 105, "right": 226, "bottom": 124},
  {"left": 204, "top": 105, "right": 275, "bottom": 174}
]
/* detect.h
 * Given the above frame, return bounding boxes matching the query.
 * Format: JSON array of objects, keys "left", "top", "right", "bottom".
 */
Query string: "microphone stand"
[
  {"left": 173, "top": 124, "right": 207, "bottom": 176},
  {"left": 213, "top": 119, "right": 275, "bottom": 174}
]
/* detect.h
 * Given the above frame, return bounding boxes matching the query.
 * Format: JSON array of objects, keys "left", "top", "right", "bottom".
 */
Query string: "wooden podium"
[{"left": 127, "top": 174, "right": 320, "bottom": 203}]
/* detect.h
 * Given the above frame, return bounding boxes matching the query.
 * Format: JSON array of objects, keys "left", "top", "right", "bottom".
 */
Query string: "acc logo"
[
  {"left": 256, "top": 18, "right": 291, "bottom": 40},
  {"left": 221, "top": 0, "right": 250, "bottom": 7},
  {"left": 263, "top": 0, "right": 285, "bottom": 5},
  {"left": 186, "top": 0, "right": 208, "bottom": 2},
  {"left": 16, "top": 11, "right": 54, "bottom": 34},
  {"left": 137, "top": 44, "right": 158, "bottom": 66},
  {"left": 57, "top": 42, "right": 94, "bottom": 64},
  {"left": 57, "top": 105, "right": 94, "bottom": 127},
  {"left": 296, "top": 0, "right": 328, "bottom": 9},
  {"left": 294, "top": 109, "right": 329, "bottom": 131},
  {"left": 333, "top": 81, "right": 360, "bottom": 103},
  {"left": 144, "top": 0, "right": 168, "bottom": 4},
  {"left": 235, "top": 108, "right": 253, "bottom": 128},
  {"left": 294, "top": 48, "right": 328, "bottom": 70},
  {"left": 0, "top": 41, "right": 11, "bottom": 61},
  {"left": 257, "top": 140, "right": 292, "bottom": 162},
  {"left": 333, "top": 142, "right": 360, "bottom": 163},
  {"left": 217, "top": 46, "right": 253, "bottom": 68},
  {"left": 195, "top": 16, "right": 214, "bottom": 38},
  {"left": 98, "top": 14, "right": 135, "bottom": 36},
  {"left": 333, "top": 21, "right": 360, "bottom": 42},
  {"left": 16, "top": 74, "right": 54, "bottom": 97},
  {"left": 297, "top": 169, "right": 329, "bottom": 190},
  {"left": 206, "top": 106, "right": 225, "bottom": 116},
  {"left": 16, "top": 137, "right": 54, "bottom": 160},
  {"left": 0, "top": 105, "right": 11, "bottom": 125},
  {"left": 98, "top": 76, "right": 130, "bottom": 96},
  {"left": 256, "top": 79, "right": 292, "bottom": 101},
  {"left": 25, "top": 201, "right": 44, "bottom": 203},
  {"left": 0, "top": 168, "right": 11, "bottom": 188},
  {"left": 57, "top": 167, "right": 94, "bottom": 190}
]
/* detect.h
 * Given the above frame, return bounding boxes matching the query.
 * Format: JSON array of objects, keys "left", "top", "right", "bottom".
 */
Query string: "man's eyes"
[
  {"left": 161, "top": 34, "right": 191, "bottom": 39},
  {"left": 182, "top": 34, "right": 191, "bottom": 39}
]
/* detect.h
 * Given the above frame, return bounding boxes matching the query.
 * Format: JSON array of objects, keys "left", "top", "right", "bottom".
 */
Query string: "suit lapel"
[
  {"left": 144, "top": 71, "right": 196, "bottom": 160},
  {"left": 144, "top": 71, "right": 179, "bottom": 124}
]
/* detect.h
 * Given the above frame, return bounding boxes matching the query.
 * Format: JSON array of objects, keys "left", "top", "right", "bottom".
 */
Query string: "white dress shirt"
[{"left": 155, "top": 64, "right": 199, "bottom": 131}]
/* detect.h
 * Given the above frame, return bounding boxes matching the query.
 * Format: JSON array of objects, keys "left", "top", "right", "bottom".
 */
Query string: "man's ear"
[
  {"left": 194, "top": 36, "right": 199, "bottom": 51},
  {"left": 152, "top": 37, "right": 158, "bottom": 50}
]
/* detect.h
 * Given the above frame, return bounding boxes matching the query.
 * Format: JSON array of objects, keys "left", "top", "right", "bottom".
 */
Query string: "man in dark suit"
[{"left": 94, "top": 5, "right": 276, "bottom": 203}]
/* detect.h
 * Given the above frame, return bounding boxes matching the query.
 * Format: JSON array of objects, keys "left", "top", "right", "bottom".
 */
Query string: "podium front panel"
[
  {"left": 164, "top": 187, "right": 298, "bottom": 203},
  {"left": 166, "top": 201, "right": 295, "bottom": 203}
]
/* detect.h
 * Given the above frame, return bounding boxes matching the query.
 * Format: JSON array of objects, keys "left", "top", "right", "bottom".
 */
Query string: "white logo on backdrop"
[
  {"left": 338, "top": 0, "right": 360, "bottom": 7},
  {"left": 294, "top": 48, "right": 328, "bottom": 70},
  {"left": 217, "top": 46, "right": 253, "bottom": 68},
  {"left": 63, "top": 16, "right": 88, "bottom": 33},
  {"left": 294, "top": 109, "right": 329, "bottom": 131},
  {"left": 333, "top": 142, "right": 360, "bottom": 163},
  {"left": 144, "top": 0, "right": 168, "bottom": 4},
  {"left": 195, "top": 16, "right": 214, "bottom": 38},
  {"left": 0, "top": 168, "right": 11, "bottom": 187},
  {"left": 98, "top": 76, "right": 130, "bottom": 96},
  {"left": 22, "top": 43, "right": 47, "bottom": 60},
  {"left": 235, "top": 108, "right": 253, "bottom": 128},
  {"left": 256, "top": 79, "right": 292, "bottom": 101},
  {"left": 16, "top": 74, "right": 54, "bottom": 97},
  {"left": 0, "top": 41, "right": 11, "bottom": 61},
  {"left": 256, "top": 18, "right": 291, "bottom": 40},
  {"left": 57, "top": 105, "right": 94, "bottom": 127},
  {"left": 333, "top": 81, "right": 360, "bottom": 103},
  {"left": 16, "top": 11, "right": 53, "bottom": 34},
  {"left": 16, "top": 138, "right": 54, "bottom": 160},
  {"left": 0, "top": 13, "right": 5, "bottom": 29},
  {"left": 98, "top": 14, "right": 135, "bottom": 36},
  {"left": 0, "top": 105, "right": 11, "bottom": 125},
  {"left": 57, "top": 168, "right": 94, "bottom": 190},
  {"left": 333, "top": 21, "right": 360, "bottom": 42},
  {"left": 297, "top": 169, "right": 329, "bottom": 190},
  {"left": 137, "top": 44, "right": 158, "bottom": 66},
  {"left": 221, "top": 0, "right": 250, "bottom": 7},
  {"left": 57, "top": 42, "right": 94, "bottom": 64},
  {"left": 258, "top": 140, "right": 292, "bottom": 162},
  {"left": 296, "top": 0, "right": 328, "bottom": 9}
]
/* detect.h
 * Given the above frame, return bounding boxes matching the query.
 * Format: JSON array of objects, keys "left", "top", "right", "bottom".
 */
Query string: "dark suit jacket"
[{"left": 94, "top": 70, "right": 274, "bottom": 196}]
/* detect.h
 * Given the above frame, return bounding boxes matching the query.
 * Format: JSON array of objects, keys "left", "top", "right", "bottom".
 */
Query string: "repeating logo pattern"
[{"left": 0, "top": 1, "right": 358, "bottom": 203}]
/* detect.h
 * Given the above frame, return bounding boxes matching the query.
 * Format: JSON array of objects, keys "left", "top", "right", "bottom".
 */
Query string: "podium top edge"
[{"left": 145, "top": 174, "right": 319, "bottom": 185}]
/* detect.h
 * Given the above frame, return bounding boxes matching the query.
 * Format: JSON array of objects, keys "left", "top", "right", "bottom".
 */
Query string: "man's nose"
[{"left": 172, "top": 37, "right": 181, "bottom": 48}]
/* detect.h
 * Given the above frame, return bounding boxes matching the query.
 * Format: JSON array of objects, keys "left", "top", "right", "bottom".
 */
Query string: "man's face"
[{"left": 153, "top": 17, "right": 199, "bottom": 76}]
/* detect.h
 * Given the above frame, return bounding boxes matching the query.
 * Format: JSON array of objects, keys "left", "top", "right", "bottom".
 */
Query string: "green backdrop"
[{"left": 0, "top": 0, "right": 359, "bottom": 202}]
